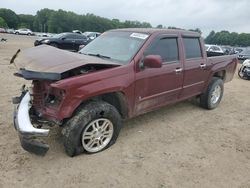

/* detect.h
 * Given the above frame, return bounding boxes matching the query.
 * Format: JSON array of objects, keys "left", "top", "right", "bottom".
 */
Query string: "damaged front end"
[
  {"left": 13, "top": 81, "right": 66, "bottom": 156},
  {"left": 11, "top": 45, "right": 121, "bottom": 155},
  {"left": 13, "top": 89, "right": 50, "bottom": 155}
]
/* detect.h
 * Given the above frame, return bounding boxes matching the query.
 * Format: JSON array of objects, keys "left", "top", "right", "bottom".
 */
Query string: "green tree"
[
  {"left": 111, "top": 19, "right": 122, "bottom": 28},
  {"left": 205, "top": 30, "right": 250, "bottom": 47},
  {"left": 156, "top": 24, "right": 163, "bottom": 28},
  {"left": 18, "top": 14, "right": 35, "bottom": 30},
  {"left": 205, "top": 30, "right": 216, "bottom": 44},
  {"left": 0, "top": 17, "right": 7, "bottom": 27},
  {"left": 48, "top": 10, "right": 81, "bottom": 33},
  {"left": 230, "top": 32, "right": 238, "bottom": 46},
  {"left": 168, "top": 26, "right": 179, "bottom": 29},
  {"left": 189, "top": 28, "right": 202, "bottom": 34},
  {"left": 141, "top": 22, "right": 152, "bottom": 28},
  {"left": 0, "top": 8, "right": 18, "bottom": 28},
  {"left": 36, "top": 8, "right": 55, "bottom": 32}
]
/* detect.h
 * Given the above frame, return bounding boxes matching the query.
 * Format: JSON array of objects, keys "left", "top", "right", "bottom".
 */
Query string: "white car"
[
  {"left": 15, "top": 28, "right": 34, "bottom": 36},
  {"left": 205, "top": 44, "right": 224, "bottom": 54},
  {"left": 82, "top": 31, "right": 101, "bottom": 40}
]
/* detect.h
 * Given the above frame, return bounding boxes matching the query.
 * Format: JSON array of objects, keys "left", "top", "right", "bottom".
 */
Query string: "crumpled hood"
[{"left": 12, "top": 45, "right": 121, "bottom": 74}]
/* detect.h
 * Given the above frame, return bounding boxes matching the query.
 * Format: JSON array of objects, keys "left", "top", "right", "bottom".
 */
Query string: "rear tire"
[
  {"left": 62, "top": 101, "right": 122, "bottom": 157},
  {"left": 200, "top": 77, "right": 224, "bottom": 110}
]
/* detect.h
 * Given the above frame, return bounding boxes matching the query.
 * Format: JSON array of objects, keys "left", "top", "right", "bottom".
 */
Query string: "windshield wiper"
[{"left": 86, "top": 53, "right": 111, "bottom": 59}]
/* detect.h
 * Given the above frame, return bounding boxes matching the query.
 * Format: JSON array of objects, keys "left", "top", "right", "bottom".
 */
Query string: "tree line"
[
  {"left": 205, "top": 30, "right": 250, "bottom": 47},
  {"left": 0, "top": 8, "right": 151, "bottom": 33},
  {"left": 0, "top": 8, "right": 205, "bottom": 34},
  {"left": 0, "top": 8, "right": 249, "bottom": 47}
]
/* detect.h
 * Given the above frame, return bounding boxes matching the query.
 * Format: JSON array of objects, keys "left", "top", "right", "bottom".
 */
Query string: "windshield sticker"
[{"left": 130, "top": 33, "right": 149, "bottom": 40}]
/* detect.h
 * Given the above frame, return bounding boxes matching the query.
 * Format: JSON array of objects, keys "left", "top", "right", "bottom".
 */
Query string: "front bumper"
[
  {"left": 34, "top": 40, "right": 41, "bottom": 46},
  {"left": 13, "top": 92, "right": 50, "bottom": 155},
  {"left": 244, "top": 68, "right": 250, "bottom": 78}
]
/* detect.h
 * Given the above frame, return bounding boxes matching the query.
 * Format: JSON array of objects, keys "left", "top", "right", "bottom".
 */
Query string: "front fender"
[{"left": 52, "top": 65, "right": 135, "bottom": 120}]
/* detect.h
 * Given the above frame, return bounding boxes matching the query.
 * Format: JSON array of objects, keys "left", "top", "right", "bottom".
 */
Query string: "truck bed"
[{"left": 207, "top": 54, "right": 238, "bottom": 82}]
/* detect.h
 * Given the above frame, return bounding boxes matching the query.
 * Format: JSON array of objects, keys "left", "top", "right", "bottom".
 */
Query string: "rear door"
[
  {"left": 62, "top": 34, "right": 78, "bottom": 50},
  {"left": 179, "top": 37, "right": 209, "bottom": 99},
  {"left": 73, "top": 35, "right": 88, "bottom": 50},
  {"left": 134, "top": 35, "right": 184, "bottom": 114}
]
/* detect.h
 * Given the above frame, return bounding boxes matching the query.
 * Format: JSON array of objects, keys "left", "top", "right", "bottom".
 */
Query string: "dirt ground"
[{"left": 0, "top": 33, "right": 250, "bottom": 188}]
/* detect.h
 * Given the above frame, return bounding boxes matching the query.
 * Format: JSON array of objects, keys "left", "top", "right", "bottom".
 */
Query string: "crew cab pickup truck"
[{"left": 12, "top": 28, "right": 238, "bottom": 156}]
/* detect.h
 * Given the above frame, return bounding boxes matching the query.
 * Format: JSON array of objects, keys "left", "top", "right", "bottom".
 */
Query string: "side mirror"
[
  {"left": 143, "top": 55, "right": 162, "bottom": 68},
  {"left": 61, "top": 37, "right": 66, "bottom": 40}
]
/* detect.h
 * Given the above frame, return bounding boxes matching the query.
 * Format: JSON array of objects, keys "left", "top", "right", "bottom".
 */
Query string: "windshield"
[{"left": 79, "top": 31, "right": 149, "bottom": 64}]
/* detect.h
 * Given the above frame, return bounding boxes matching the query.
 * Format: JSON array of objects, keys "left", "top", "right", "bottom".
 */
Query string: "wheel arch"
[
  {"left": 201, "top": 69, "right": 225, "bottom": 94},
  {"left": 213, "top": 70, "right": 226, "bottom": 81},
  {"left": 99, "top": 92, "right": 129, "bottom": 119},
  {"left": 72, "top": 91, "right": 129, "bottom": 120}
]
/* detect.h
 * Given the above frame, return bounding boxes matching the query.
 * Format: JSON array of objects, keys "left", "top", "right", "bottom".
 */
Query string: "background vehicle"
[
  {"left": 235, "top": 47, "right": 245, "bottom": 54},
  {"left": 15, "top": 28, "right": 34, "bottom": 35},
  {"left": 83, "top": 31, "right": 101, "bottom": 41},
  {"left": 6, "top": 28, "right": 15, "bottom": 34},
  {"left": 205, "top": 44, "right": 224, "bottom": 56},
  {"left": 238, "top": 48, "right": 250, "bottom": 60},
  {"left": 238, "top": 59, "right": 250, "bottom": 79},
  {"left": 35, "top": 32, "right": 54, "bottom": 37},
  {"left": 12, "top": 29, "right": 237, "bottom": 157},
  {"left": 34, "top": 32, "right": 89, "bottom": 51},
  {"left": 0, "top": 28, "right": 7, "bottom": 33},
  {"left": 221, "top": 46, "right": 236, "bottom": 55},
  {"left": 72, "top": 30, "right": 82, "bottom": 34}
]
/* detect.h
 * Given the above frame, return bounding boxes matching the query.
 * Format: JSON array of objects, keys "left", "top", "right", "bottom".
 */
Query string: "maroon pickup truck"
[{"left": 12, "top": 28, "right": 238, "bottom": 156}]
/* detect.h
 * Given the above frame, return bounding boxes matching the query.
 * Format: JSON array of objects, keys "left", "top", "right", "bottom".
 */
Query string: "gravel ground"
[{"left": 0, "top": 33, "right": 250, "bottom": 188}]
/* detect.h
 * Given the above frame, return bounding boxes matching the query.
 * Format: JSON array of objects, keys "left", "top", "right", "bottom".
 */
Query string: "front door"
[{"left": 134, "top": 35, "right": 183, "bottom": 115}]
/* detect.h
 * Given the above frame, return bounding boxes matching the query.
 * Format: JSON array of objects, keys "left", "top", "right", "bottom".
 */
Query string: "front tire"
[
  {"left": 200, "top": 77, "right": 224, "bottom": 110},
  {"left": 62, "top": 101, "right": 122, "bottom": 157},
  {"left": 50, "top": 42, "right": 58, "bottom": 48}
]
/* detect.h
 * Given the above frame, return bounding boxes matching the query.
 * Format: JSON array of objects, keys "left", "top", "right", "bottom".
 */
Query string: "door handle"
[
  {"left": 175, "top": 68, "right": 183, "bottom": 74},
  {"left": 200, "top": 64, "right": 206, "bottom": 69}
]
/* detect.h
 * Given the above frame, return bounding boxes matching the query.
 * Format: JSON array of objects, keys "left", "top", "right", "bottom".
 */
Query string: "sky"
[{"left": 1, "top": 0, "right": 250, "bottom": 36}]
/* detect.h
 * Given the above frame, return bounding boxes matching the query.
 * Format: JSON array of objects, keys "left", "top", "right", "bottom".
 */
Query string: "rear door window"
[
  {"left": 74, "top": 34, "right": 87, "bottom": 40},
  {"left": 183, "top": 37, "right": 202, "bottom": 59},
  {"left": 66, "top": 34, "right": 79, "bottom": 39}
]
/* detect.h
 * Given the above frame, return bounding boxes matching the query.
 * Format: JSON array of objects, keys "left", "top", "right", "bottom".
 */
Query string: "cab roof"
[{"left": 109, "top": 28, "right": 201, "bottom": 37}]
